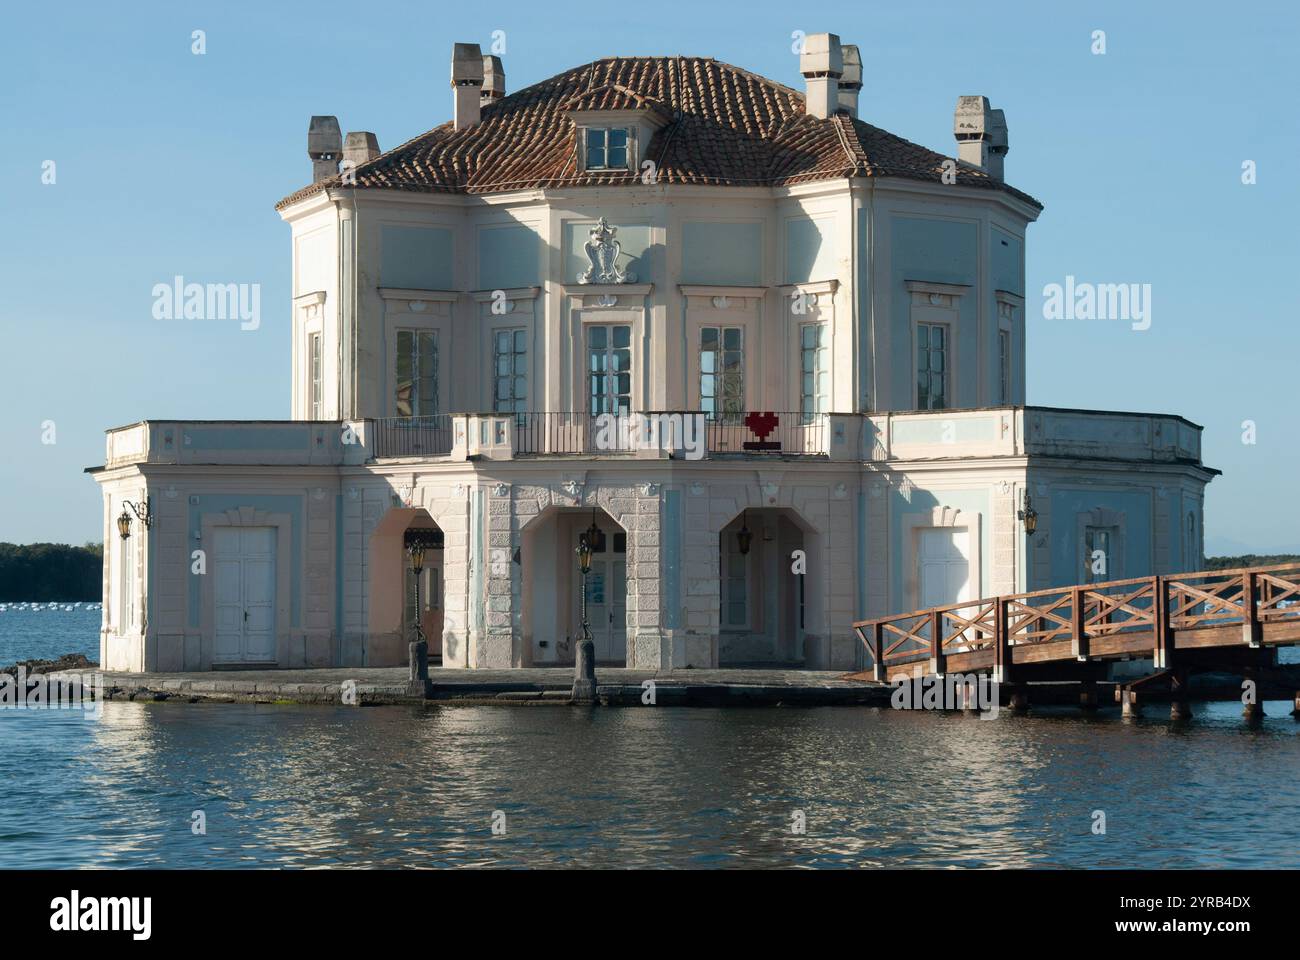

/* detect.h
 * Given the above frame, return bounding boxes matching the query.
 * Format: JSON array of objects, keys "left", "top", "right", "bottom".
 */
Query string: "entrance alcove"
[
  {"left": 717, "top": 506, "right": 821, "bottom": 666},
  {"left": 368, "top": 507, "right": 445, "bottom": 667},
  {"left": 520, "top": 505, "right": 629, "bottom": 666}
]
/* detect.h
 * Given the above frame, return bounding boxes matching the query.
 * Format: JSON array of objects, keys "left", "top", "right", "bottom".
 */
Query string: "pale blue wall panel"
[
  {"left": 1048, "top": 487, "right": 1153, "bottom": 584},
  {"left": 889, "top": 217, "right": 979, "bottom": 408},
  {"left": 991, "top": 226, "right": 1023, "bottom": 296},
  {"left": 479, "top": 224, "right": 542, "bottom": 290},
  {"left": 380, "top": 226, "right": 454, "bottom": 290},
  {"left": 785, "top": 217, "right": 834, "bottom": 283},
  {"left": 680, "top": 222, "right": 761, "bottom": 285}
]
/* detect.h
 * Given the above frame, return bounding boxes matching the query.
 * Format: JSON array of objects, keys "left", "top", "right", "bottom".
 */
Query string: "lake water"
[
  {"left": 0, "top": 605, "right": 99, "bottom": 664},
  {"left": 2, "top": 608, "right": 1299, "bottom": 869}
]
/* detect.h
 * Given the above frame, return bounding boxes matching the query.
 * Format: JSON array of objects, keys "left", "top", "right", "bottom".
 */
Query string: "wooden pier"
[{"left": 853, "top": 562, "right": 1300, "bottom": 719}]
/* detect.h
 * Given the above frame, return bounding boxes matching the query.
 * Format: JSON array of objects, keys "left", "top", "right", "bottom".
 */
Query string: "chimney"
[
  {"left": 481, "top": 55, "right": 505, "bottom": 107},
  {"left": 307, "top": 115, "right": 342, "bottom": 182},
  {"left": 451, "top": 42, "right": 485, "bottom": 130},
  {"left": 953, "top": 95, "right": 993, "bottom": 170},
  {"left": 799, "top": 33, "right": 843, "bottom": 119},
  {"left": 986, "top": 108, "right": 1009, "bottom": 181},
  {"left": 343, "top": 131, "right": 381, "bottom": 168},
  {"left": 837, "top": 44, "right": 862, "bottom": 118}
]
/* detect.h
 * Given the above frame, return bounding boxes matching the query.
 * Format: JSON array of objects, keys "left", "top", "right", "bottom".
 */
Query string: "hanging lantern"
[
  {"left": 117, "top": 509, "right": 132, "bottom": 540},
  {"left": 737, "top": 510, "right": 753, "bottom": 555},
  {"left": 585, "top": 509, "right": 605, "bottom": 553},
  {"left": 576, "top": 533, "right": 593, "bottom": 573}
]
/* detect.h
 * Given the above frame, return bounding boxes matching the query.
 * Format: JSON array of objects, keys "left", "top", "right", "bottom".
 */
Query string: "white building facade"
[{"left": 90, "top": 36, "right": 1216, "bottom": 673}]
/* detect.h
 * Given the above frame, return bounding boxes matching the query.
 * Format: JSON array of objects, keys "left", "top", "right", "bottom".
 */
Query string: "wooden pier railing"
[{"left": 853, "top": 562, "right": 1300, "bottom": 683}]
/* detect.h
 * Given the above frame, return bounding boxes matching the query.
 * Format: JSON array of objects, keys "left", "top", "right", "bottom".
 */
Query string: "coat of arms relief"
[{"left": 578, "top": 217, "right": 636, "bottom": 285}]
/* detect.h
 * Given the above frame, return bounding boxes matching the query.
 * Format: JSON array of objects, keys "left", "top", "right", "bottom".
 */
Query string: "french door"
[
  {"left": 587, "top": 324, "right": 631, "bottom": 416},
  {"left": 575, "top": 527, "right": 627, "bottom": 664},
  {"left": 213, "top": 527, "right": 276, "bottom": 663}
]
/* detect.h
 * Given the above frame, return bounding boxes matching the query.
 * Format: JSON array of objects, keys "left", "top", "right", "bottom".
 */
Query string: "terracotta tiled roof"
[{"left": 276, "top": 56, "right": 1041, "bottom": 209}]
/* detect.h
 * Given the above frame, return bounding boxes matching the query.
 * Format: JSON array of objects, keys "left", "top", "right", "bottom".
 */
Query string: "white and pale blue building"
[{"left": 90, "top": 35, "right": 1216, "bottom": 673}]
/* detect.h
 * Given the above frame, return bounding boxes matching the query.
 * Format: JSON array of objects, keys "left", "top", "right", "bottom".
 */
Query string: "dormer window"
[
  {"left": 584, "top": 127, "right": 630, "bottom": 170},
  {"left": 565, "top": 91, "right": 671, "bottom": 176}
]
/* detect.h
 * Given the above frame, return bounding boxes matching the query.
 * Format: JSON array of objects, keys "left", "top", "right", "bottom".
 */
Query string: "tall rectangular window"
[
  {"left": 493, "top": 329, "right": 528, "bottom": 415},
  {"left": 722, "top": 543, "right": 748, "bottom": 628},
  {"left": 998, "top": 329, "right": 1011, "bottom": 405},
  {"left": 800, "top": 322, "right": 829, "bottom": 423},
  {"left": 1084, "top": 526, "right": 1113, "bottom": 583},
  {"left": 585, "top": 127, "right": 629, "bottom": 170},
  {"left": 917, "top": 322, "right": 947, "bottom": 410},
  {"left": 309, "top": 332, "right": 323, "bottom": 419},
  {"left": 396, "top": 329, "right": 438, "bottom": 417},
  {"left": 587, "top": 324, "right": 631, "bottom": 416},
  {"left": 700, "top": 326, "right": 744, "bottom": 422}
]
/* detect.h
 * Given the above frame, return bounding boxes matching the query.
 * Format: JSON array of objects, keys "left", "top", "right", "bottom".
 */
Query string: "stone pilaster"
[
  {"left": 481, "top": 482, "right": 517, "bottom": 667},
  {"left": 990, "top": 478, "right": 1019, "bottom": 595}
]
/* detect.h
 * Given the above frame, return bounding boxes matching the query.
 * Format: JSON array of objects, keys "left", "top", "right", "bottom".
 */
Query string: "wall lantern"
[
  {"left": 737, "top": 510, "right": 753, "bottom": 555},
  {"left": 1018, "top": 491, "right": 1038, "bottom": 536},
  {"left": 117, "top": 499, "right": 153, "bottom": 540}
]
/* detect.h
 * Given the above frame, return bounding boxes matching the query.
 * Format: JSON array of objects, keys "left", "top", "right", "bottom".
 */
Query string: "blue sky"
[{"left": 0, "top": 0, "right": 1296, "bottom": 553}]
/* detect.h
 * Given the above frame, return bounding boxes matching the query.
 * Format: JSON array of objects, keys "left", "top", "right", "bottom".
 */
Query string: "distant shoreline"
[{"left": 0, "top": 543, "right": 102, "bottom": 603}]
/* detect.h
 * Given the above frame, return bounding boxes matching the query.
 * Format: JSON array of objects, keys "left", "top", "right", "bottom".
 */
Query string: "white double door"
[
  {"left": 575, "top": 530, "right": 627, "bottom": 663},
  {"left": 918, "top": 528, "right": 972, "bottom": 608},
  {"left": 214, "top": 527, "right": 276, "bottom": 663}
]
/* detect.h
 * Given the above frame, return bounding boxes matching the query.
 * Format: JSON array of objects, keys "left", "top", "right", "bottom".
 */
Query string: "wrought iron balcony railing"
[{"left": 368, "top": 411, "right": 829, "bottom": 459}]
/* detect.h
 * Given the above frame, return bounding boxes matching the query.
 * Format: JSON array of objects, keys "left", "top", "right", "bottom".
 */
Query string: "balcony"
[
  {"left": 865, "top": 406, "right": 1204, "bottom": 465},
  {"left": 368, "top": 412, "right": 835, "bottom": 461},
  {"left": 96, "top": 406, "right": 1207, "bottom": 471}
]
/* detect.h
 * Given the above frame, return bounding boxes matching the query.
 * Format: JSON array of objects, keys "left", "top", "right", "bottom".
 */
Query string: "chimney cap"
[
  {"left": 451, "top": 42, "right": 485, "bottom": 86},
  {"left": 482, "top": 54, "right": 505, "bottom": 98},
  {"left": 953, "top": 95, "right": 992, "bottom": 142},
  {"left": 308, "top": 115, "right": 342, "bottom": 159},
  {"left": 839, "top": 44, "right": 863, "bottom": 90},
  {"left": 988, "top": 108, "right": 1009, "bottom": 155},
  {"left": 343, "top": 131, "right": 381, "bottom": 166},
  {"left": 799, "top": 33, "right": 843, "bottom": 78}
]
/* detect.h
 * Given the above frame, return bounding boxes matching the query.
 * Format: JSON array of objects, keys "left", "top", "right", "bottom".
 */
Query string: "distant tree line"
[
  {"left": 1205, "top": 554, "right": 1300, "bottom": 571},
  {"left": 0, "top": 543, "right": 102, "bottom": 601}
]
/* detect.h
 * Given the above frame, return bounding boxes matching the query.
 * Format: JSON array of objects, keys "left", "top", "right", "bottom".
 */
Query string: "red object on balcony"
[{"left": 742, "top": 411, "right": 781, "bottom": 450}]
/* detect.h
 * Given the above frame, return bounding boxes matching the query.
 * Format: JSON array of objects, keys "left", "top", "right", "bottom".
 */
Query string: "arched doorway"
[
  {"left": 368, "top": 507, "right": 445, "bottom": 667},
  {"left": 718, "top": 507, "right": 818, "bottom": 666},
  {"left": 520, "top": 506, "right": 629, "bottom": 666}
]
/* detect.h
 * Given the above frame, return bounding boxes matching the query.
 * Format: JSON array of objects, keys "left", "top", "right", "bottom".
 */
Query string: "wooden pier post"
[
  {"left": 1153, "top": 576, "right": 1173, "bottom": 670},
  {"left": 992, "top": 597, "right": 1010, "bottom": 684},
  {"left": 1120, "top": 687, "right": 1142, "bottom": 719},
  {"left": 1009, "top": 683, "right": 1029, "bottom": 715},
  {"left": 1242, "top": 571, "right": 1263, "bottom": 648},
  {"left": 1071, "top": 586, "right": 1089, "bottom": 661},
  {"left": 1242, "top": 665, "right": 1266, "bottom": 724},
  {"left": 928, "top": 609, "right": 945, "bottom": 677}
]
